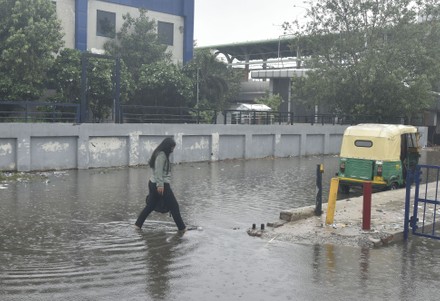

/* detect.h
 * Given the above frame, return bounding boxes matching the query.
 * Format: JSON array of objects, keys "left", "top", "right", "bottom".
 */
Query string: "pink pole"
[{"left": 362, "top": 182, "right": 372, "bottom": 230}]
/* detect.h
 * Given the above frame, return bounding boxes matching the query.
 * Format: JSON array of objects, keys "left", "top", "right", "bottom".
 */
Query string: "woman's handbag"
[{"left": 145, "top": 194, "right": 170, "bottom": 213}]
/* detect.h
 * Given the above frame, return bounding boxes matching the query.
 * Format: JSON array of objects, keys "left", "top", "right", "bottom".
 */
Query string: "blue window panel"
[
  {"left": 96, "top": 10, "right": 116, "bottom": 38},
  {"left": 158, "top": 21, "right": 174, "bottom": 46}
]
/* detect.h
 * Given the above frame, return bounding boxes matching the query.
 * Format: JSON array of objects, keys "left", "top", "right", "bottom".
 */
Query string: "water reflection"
[
  {"left": 1, "top": 154, "right": 440, "bottom": 300},
  {"left": 139, "top": 231, "right": 181, "bottom": 300}
]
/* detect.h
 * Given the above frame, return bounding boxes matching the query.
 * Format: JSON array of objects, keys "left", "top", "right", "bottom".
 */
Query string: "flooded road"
[{"left": 1, "top": 152, "right": 440, "bottom": 300}]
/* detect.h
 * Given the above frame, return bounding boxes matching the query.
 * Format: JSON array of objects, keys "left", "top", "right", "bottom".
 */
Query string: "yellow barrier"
[{"left": 325, "top": 177, "right": 339, "bottom": 225}]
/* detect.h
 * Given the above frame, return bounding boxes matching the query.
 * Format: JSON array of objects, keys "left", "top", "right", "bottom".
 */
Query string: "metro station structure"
[
  {"left": 198, "top": 37, "right": 314, "bottom": 117},
  {"left": 199, "top": 38, "right": 439, "bottom": 143}
]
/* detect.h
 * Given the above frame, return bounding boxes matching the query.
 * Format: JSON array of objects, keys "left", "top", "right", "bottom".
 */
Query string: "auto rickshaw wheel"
[
  {"left": 390, "top": 182, "right": 399, "bottom": 190},
  {"left": 340, "top": 184, "right": 350, "bottom": 194}
]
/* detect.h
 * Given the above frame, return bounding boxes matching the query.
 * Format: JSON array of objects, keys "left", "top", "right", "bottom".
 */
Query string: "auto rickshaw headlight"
[{"left": 377, "top": 165, "right": 383, "bottom": 176}]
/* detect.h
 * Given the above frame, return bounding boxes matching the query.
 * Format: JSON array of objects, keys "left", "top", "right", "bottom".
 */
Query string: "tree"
[
  {"left": 255, "top": 92, "right": 283, "bottom": 111},
  {"left": 0, "top": 0, "right": 64, "bottom": 100},
  {"left": 104, "top": 9, "right": 171, "bottom": 82},
  {"left": 47, "top": 49, "right": 82, "bottom": 103},
  {"left": 137, "top": 61, "right": 193, "bottom": 107},
  {"left": 48, "top": 49, "right": 134, "bottom": 122},
  {"left": 183, "top": 49, "right": 242, "bottom": 111},
  {"left": 103, "top": 9, "right": 177, "bottom": 107},
  {"left": 287, "top": 0, "right": 440, "bottom": 123}
]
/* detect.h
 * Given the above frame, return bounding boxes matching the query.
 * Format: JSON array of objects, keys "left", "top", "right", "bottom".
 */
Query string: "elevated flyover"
[{"left": 197, "top": 37, "right": 313, "bottom": 115}]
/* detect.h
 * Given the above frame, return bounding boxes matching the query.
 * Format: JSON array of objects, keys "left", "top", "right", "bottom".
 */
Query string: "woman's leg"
[
  {"left": 163, "top": 184, "right": 186, "bottom": 230},
  {"left": 135, "top": 181, "right": 158, "bottom": 228}
]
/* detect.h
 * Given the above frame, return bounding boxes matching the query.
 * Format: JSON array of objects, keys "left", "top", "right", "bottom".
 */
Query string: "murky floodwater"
[{"left": 1, "top": 151, "right": 440, "bottom": 300}]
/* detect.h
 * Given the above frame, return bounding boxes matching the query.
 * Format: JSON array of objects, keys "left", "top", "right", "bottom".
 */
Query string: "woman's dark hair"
[{"left": 149, "top": 137, "right": 176, "bottom": 169}]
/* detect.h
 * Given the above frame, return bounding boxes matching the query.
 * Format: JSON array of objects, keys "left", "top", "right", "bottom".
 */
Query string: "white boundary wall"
[{"left": 0, "top": 123, "right": 427, "bottom": 172}]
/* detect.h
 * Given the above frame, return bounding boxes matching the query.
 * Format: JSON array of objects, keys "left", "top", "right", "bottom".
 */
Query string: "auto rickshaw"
[{"left": 337, "top": 123, "right": 420, "bottom": 193}]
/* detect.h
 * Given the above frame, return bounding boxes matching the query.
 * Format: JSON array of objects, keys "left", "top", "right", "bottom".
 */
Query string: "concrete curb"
[
  {"left": 259, "top": 187, "right": 421, "bottom": 248},
  {"left": 280, "top": 206, "right": 316, "bottom": 222}
]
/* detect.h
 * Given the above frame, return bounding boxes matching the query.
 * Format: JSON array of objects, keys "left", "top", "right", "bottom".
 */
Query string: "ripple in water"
[{"left": 1, "top": 154, "right": 440, "bottom": 300}]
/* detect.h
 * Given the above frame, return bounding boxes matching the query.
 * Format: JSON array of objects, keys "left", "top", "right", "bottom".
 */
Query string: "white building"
[{"left": 53, "top": 0, "right": 194, "bottom": 64}]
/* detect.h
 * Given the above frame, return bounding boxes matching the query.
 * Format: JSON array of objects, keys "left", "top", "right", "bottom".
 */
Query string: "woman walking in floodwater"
[{"left": 135, "top": 137, "right": 186, "bottom": 232}]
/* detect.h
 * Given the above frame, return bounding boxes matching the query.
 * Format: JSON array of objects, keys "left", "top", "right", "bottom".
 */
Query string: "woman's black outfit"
[{"left": 135, "top": 151, "right": 186, "bottom": 231}]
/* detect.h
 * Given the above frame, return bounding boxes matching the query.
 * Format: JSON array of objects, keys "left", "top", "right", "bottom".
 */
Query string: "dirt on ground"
[{"left": 249, "top": 188, "right": 410, "bottom": 248}]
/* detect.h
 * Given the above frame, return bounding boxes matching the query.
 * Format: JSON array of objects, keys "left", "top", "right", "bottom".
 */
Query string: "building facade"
[{"left": 54, "top": 0, "right": 194, "bottom": 63}]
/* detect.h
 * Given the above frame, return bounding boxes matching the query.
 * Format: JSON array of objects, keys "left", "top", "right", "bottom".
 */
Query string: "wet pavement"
[
  {"left": 1, "top": 152, "right": 440, "bottom": 300},
  {"left": 262, "top": 186, "right": 431, "bottom": 248}
]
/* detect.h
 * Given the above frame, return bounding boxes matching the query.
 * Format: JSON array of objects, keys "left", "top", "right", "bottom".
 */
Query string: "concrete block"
[{"left": 280, "top": 207, "right": 315, "bottom": 222}]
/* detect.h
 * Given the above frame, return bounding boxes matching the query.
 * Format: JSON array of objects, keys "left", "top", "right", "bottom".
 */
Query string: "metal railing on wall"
[
  {"left": 121, "top": 105, "right": 411, "bottom": 125},
  {"left": 0, "top": 101, "right": 80, "bottom": 123},
  {"left": 120, "top": 105, "right": 218, "bottom": 124},
  {"left": 222, "top": 109, "right": 410, "bottom": 126},
  {"left": 0, "top": 102, "right": 418, "bottom": 126}
]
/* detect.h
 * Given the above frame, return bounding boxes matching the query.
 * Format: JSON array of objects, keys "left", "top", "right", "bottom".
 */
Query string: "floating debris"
[{"left": 247, "top": 229, "right": 263, "bottom": 237}]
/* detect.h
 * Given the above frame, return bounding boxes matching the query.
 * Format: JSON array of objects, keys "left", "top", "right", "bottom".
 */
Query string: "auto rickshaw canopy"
[{"left": 340, "top": 124, "right": 418, "bottom": 161}]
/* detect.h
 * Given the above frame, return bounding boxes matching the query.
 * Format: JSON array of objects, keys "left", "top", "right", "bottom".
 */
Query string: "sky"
[{"left": 194, "top": 0, "right": 309, "bottom": 47}]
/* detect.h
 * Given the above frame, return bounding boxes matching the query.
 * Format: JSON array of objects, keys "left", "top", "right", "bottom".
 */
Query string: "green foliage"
[
  {"left": 184, "top": 49, "right": 242, "bottom": 111},
  {"left": 48, "top": 49, "right": 134, "bottom": 122},
  {"left": 48, "top": 9, "right": 189, "bottom": 116},
  {"left": 288, "top": 0, "right": 440, "bottom": 123},
  {"left": 137, "top": 61, "right": 193, "bottom": 107},
  {"left": 0, "top": 4, "right": 243, "bottom": 118},
  {"left": 104, "top": 9, "right": 189, "bottom": 108},
  {"left": 104, "top": 9, "right": 171, "bottom": 81},
  {"left": 0, "top": 0, "right": 64, "bottom": 100},
  {"left": 255, "top": 92, "right": 283, "bottom": 111},
  {"left": 47, "top": 49, "right": 82, "bottom": 103},
  {"left": 188, "top": 99, "right": 218, "bottom": 123},
  {"left": 86, "top": 57, "right": 114, "bottom": 122},
  {"left": 85, "top": 56, "right": 133, "bottom": 122}
]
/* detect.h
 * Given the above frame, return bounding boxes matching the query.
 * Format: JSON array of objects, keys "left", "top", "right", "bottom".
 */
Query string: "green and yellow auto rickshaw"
[{"left": 337, "top": 124, "right": 420, "bottom": 193}]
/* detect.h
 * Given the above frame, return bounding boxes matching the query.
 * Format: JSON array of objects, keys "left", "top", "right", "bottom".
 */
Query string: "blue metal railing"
[{"left": 405, "top": 165, "right": 440, "bottom": 240}]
